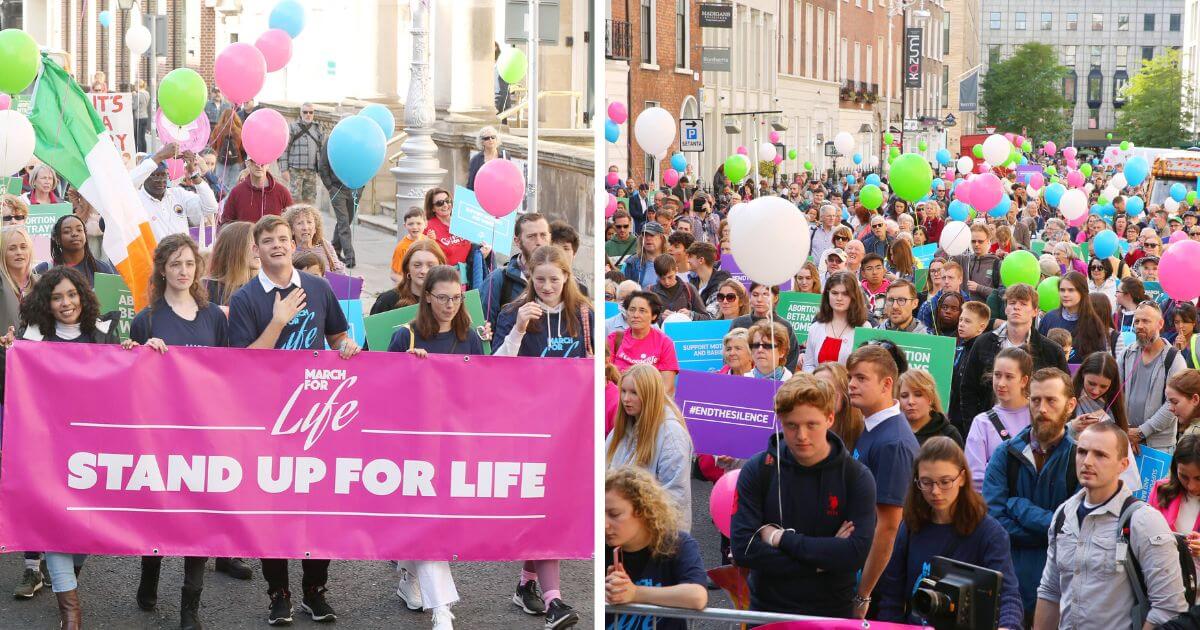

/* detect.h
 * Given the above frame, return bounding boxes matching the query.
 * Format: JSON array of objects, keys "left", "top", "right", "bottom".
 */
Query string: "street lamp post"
[{"left": 117, "top": 0, "right": 157, "bottom": 151}]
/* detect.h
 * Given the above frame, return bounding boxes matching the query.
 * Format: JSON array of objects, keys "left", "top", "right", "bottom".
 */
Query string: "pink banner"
[{"left": 0, "top": 343, "right": 593, "bottom": 561}]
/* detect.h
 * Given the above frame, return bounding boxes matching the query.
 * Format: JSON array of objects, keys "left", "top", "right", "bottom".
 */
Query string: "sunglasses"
[
  {"left": 482, "top": 136, "right": 496, "bottom": 141},
  {"left": 1146, "top": 243, "right": 1161, "bottom": 248},
  {"left": 614, "top": 223, "right": 631, "bottom": 229},
  {"left": 434, "top": 199, "right": 453, "bottom": 207},
  {"left": 834, "top": 235, "right": 849, "bottom": 242},
  {"left": 1089, "top": 265, "right": 1104, "bottom": 272},
  {"left": 716, "top": 292, "right": 739, "bottom": 302},
  {"left": 301, "top": 110, "right": 315, "bottom": 114},
  {"left": 749, "top": 342, "right": 777, "bottom": 350}
]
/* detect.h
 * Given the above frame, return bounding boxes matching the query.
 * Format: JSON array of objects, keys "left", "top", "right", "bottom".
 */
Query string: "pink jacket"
[{"left": 1148, "top": 479, "right": 1200, "bottom": 533}]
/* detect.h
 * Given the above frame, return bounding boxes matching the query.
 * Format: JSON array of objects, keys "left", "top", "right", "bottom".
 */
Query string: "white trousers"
[{"left": 397, "top": 560, "right": 459, "bottom": 610}]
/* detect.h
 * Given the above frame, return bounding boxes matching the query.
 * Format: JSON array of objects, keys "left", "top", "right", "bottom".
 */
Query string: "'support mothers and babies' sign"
[{"left": 0, "top": 343, "right": 592, "bottom": 561}]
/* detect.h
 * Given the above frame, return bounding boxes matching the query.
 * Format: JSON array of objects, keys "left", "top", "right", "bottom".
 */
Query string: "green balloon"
[
  {"left": 723, "top": 154, "right": 749, "bottom": 182},
  {"left": 1107, "top": 132, "right": 1114, "bottom": 140},
  {"left": 1022, "top": 140, "right": 1033, "bottom": 153},
  {"left": 860, "top": 184, "right": 884, "bottom": 210},
  {"left": 1000, "top": 250, "right": 1040, "bottom": 288},
  {"left": 497, "top": 47, "right": 528, "bottom": 84},
  {"left": 804, "top": 160, "right": 814, "bottom": 171},
  {"left": 1050, "top": 176, "right": 1059, "bottom": 184},
  {"left": 788, "top": 149, "right": 798, "bottom": 160},
  {"left": 918, "top": 140, "right": 927, "bottom": 151},
  {"left": 1047, "top": 166, "right": 1057, "bottom": 176},
  {"left": 0, "top": 29, "right": 39, "bottom": 95},
  {"left": 158, "top": 68, "right": 207, "bottom": 126},
  {"left": 969, "top": 208, "right": 977, "bottom": 220},
  {"left": 1120, "top": 140, "right": 1131, "bottom": 151},
  {"left": 890, "top": 153, "right": 934, "bottom": 202},
  {"left": 972, "top": 145, "right": 984, "bottom": 158},
  {"left": 1098, "top": 195, "right": 1109, "bottom": 206},
  {"left": 883, "top": 132, "right": 894, "bottom": 145},
  {"left": 1189, "top": 191, "right": 1199, "bottom": 205},
  {"left": 1037, "top": 277, "right": 1061, "bottom": 312},
  {"left": 890, "top": 146, "right": 900, "bottom": 158},
  {"left": 1080, "top": 163, "right": 1093, "bottom": 177}
]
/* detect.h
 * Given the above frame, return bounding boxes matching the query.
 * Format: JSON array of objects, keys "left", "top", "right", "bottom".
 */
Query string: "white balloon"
[
  {"left": 1103, "top": 186, "right": 1119, "bottom": 201},
  {"left": 758, "top": 142, "right": 776, "bottom": 161},
  {"left": 982, "top": 134, "right": 1011, "bottom": 166},
  {"left": 1084, "top": 183, "right": 1094, "bottom": 194},
  {"left": 939, "top": 221, "right": 972, "bottom": 256},
  {"left": 1060, "top": 188, "right": 1088, "bottom": 220},
  {"left": 1166, "top": 198, "right": 1181, "bottom": 213},
  {"left": 1111, "top": 173, "right": 1127, "bottom": 190},
  {"left": 834, "top": 131, "right": 855, "bottom": 156},
  {"left": 956, "top": 156, "right": 973, "bottom": 174},
  {"left": 633, "top": 106, "right": 676, "bottom": 158},
  {"left": 0, "top": 111, "right": 36, "bottom": 178},
  {"left": 730, "top": 196, "right": 811, "bottom": 286},
  {"left": 126, "top": 24, "right": 152, "bottom": 54}
]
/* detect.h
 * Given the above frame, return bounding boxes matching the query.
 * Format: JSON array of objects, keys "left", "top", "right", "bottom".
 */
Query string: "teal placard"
[
  {"left": 1030, "top": 240, "right": 1045, "bottom": 256},
  {"left": 93, "top": 273, "right": 134, "bottom": 341},
  {"left": 25, "top": 203, "right": 73, "bottom": 238},
  {"left": 915, "top": 268, "right": 930, "bottom": 293},
  {"left": 0, "top": 177, "right": 21, "bottom": 196},
  {"left": 775, "top": 292, "right": 821, "bottom": 344},
  {"left": 853, "top": 327, "right": 956, "bottom": 406}
]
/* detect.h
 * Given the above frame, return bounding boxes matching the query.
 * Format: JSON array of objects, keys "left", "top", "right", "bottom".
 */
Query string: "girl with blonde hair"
[
  {"left": 493, "top": 244, "right": 591, "bottom": 358},
  {"left": 898, "top": 369, "right": 962, "bottom": 446},
  {"left": 0, "top": 227, "right": 36, "bottom": 332},
  {"left": 203, "top": 221, "right": 258, "bottom": 306},
  {"left": 283, "top": 204, "right": 345, "bottom": 274}
]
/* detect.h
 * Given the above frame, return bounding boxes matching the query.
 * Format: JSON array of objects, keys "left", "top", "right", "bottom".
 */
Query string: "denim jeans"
[{"left": 45, "top": 553, "right": 86, "bottom": 593}]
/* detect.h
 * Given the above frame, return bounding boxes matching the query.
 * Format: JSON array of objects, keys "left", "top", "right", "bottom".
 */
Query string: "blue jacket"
[
  {"left": 482, "top": 255, "right": 526, "bottom": 326},
  {"left": 622, "top": 255, "right": 656, "bottom": 288},
  {"left": 982, "top": 426, "right": 1078, "bottom": 612}
]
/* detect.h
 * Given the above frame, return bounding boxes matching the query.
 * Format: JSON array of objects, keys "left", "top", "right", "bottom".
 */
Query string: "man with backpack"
[
  {"left": 983, "top": 368, "right": 1083, "bottom": 622},
  {"left": 1121, "top": 301, "right": 1190, "bottom": 454},
  {"left": 1034, "top": 421, "right": 1188, "bottom": 629}
]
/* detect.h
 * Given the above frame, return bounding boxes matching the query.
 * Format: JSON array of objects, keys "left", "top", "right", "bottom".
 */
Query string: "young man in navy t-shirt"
[
  {"left": 846, "top": 344, "right": 920, "bottom": 619},
  {"left": 226, "top": 215, "right": 360, "bottom": 625}
]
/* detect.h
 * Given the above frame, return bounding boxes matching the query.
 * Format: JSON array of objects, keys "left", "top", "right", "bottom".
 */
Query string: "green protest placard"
[
  {"left": 853, "top": 327, "right": 956, "bottom": 405},
  {"left": 1073, "top": 243, "right": 1089, "bottom": 263},
  {"left": 363, "top": 289, "right": 489, "bottom": 353},
  {"left": 915, "top": 268, "right": 930, "bottom": 293},
  {"left": 93, "top": 273, "right": 134, "bottom": 341},
  {"left": 0, "top": 177, "right": 21, "bottom": 195},
  {"left": 1030, "top": 240, "right": 1045, "bottom": 256},
  {"left": 25, "top": 203, "right": 73, "bottom": 238},
  {"left": 775, "top": 292, "right": 821, "bottom": 344}
]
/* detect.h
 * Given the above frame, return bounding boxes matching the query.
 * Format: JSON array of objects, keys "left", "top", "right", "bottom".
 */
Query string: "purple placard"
[
  {"left": 719, "top": 254, "right": 793, "bottom": 292},
  {"left": 325, "top": 271, "right": 364, "bottom": 301},
  {"left": 1068, "top": 363, "right": 1080, "bottom": 376},
  {"left": 675, "top": 370, "right": 778, "bottom": 458},
  {"left": 188, "top": 226, "right": 215, "bottom": 248},
  {"left": 1015, "top": 164, "right": 1045, "bottom": 186}
]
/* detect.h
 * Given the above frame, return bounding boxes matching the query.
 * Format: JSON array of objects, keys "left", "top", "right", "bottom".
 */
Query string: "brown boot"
[{"left": 56, "top": 589, "right": 81, "bottom": 630}]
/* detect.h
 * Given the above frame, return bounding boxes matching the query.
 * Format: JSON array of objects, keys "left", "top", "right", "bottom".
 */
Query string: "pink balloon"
[
  {"left": 1063, "top": 146, "right": 1077, "bottom": 159},
  {"left": 605, "top": 171, "right": 620, "bottom": 187},
  {"left": 955, "top": 179, "right": 975, "bottom": 206},
  {"left": 1066, "top": 158, "right": 1078, "bottom": 169},
  {"left": 1171, "top": 230, "right": 1189, "bottom": 244},
  {"left": 709, "top": 469, "right": 740, "bottom": 538},
  {"left": 1161, "top": 239, "right": 1200, "bottom": 300},
  {"left": 1029, "top": 173, "right": 1045, "bottom": 190},
  {"left": 1069, "top": 212, "right": 1088, "bottom": 227},
  {"left": 662, "top": 168, "right": 680, "bottom": 187},
  {"left": 1015, "top": 135, "right": 1025, "bottom": 147},
  {"left": 1004, "top": 132, "right": 1014, "bottom": 143},
  {"left": 474, "top": 159, "right": 526, "bottom": 218},
  {"left": 241, "top": 108, "right": 289, "bottom": 164},
  {"left": 1066, "top": 170, "right": 1084, "bottom": 188},
  {"left": 769, "top": 131, "right": 781, "bottom": 144},
  {"left": 155, "top": 107, "right": 211, "bottom": 153},
  {"left": 0, "top": 94, "right": 10, "bottom": 111},
  {"left": 736, "top": 146, "right": 747, "bottom": 155},
  {"left": 605, "top": 193, "right": 618, "bottom": 218},
  {"left": 773, "top": 154, "right": 783, "bottom": 165},
  {"left": 973, "top": 173, "right": 1003, "bottom": 210},
  {"left": 255, "top": 29, "right": 293, "bottom": 73},
  {"left": 165, "top": 158, "right": 186, "bottom": 181},
  {"left": 1044, "top": 141, "right": 1057, "bottom": 157},
  {"left": 214, "top": 42, "right": 267, "bottom": 105},
  {"left": 607, "top": 101, "right": 627, "bottom": 125}
]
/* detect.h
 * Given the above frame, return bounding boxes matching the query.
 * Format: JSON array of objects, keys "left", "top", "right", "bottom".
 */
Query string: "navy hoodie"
[
  {"left": 730, "top": 431, "right": 877, "bottom": 617},
  {"left": 493, "top": 301, "right": 590, "bottom": 358}
]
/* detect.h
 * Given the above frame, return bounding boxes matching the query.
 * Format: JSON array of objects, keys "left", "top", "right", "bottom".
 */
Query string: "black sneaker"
[
  {"left": 544, "top": 599, "right": 579, "bottom": 629},
  {"left": 300, "top": 586, "right": 336, "bottom": 623},
  {"left": 267, "top": 591, "right": 293, "bottom": 626},
  {"left": 215, "top": 557, "right": 254, "bottom": 580},
  {"left": 512, "top": 580, "right": 545, "bottom": 615},
  {"left": 13, "top": 568, "right": 42, "bottom": 599}
]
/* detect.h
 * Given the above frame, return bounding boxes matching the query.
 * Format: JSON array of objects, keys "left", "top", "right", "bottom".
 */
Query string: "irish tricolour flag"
[{"left": 28, "top": 56, "right": 155, "bottom": 310}]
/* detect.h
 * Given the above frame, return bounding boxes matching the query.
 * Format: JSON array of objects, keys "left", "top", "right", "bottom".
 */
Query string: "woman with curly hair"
[
  {"left": 604, "top": 466, "right": 707, "bottom": 630},
  {"left": 33, "top": 214, "right": 116, "bottom": 287},
  {"left": 283, "top": 204, "right": 345, "bottom": 274}
]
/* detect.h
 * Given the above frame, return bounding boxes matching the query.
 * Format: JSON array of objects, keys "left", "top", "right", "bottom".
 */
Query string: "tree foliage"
[
  {"left": 980, "top": 42, "right": 1070, "bottom": 144},
  {"left": 1116, "top": 49, "right": 1197, "bottom": 147}
]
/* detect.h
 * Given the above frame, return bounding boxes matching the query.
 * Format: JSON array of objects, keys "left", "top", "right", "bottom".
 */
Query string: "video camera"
[{"left": 911, "top": 556, "right": 1003, "bottom": 630}]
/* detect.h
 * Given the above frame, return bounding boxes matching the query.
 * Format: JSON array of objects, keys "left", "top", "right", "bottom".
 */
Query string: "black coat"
[{"left": 959, "top": 325, "right": 1068, "bottom": 426}]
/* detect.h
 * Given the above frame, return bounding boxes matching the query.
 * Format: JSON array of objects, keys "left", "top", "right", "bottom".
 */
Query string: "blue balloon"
[
  {"left": 948, "top": 200, "right": 969, "bottom": 221},
  {"left": 1126, "top": 195, "right": 1145, "bottom": 216},
  {"left": 99, "top": 10, "right": 112, "bottom": 27},
  {"left": 1125, "top": 156, "right": 1150, "bottom": 187},
  {"left": 1100, "top": 203, "right": 1114, "bottom": 217},
  {"left": 268, "top": 0, "right": 306, "bottom": 38},
  {"left": 866, "top": 173, "right": 881, "bottom": 187},
  {"left": 1044, "top": 183, "right": 1066, "bottom": 208},
  {"left": 1092, "top": 230, "right": 1119, "bottom": 259},
  {"left": 843, "top": 208, "right": 851, "bottom": 221},
  {"left": 328, "top": 115, "right": 386, "bottom": 189},
  {"left": 1092, "top": 158, "right": 1100, "bottom": 166},
  {"left": 931, "top": 178, "right": 943, "bottom": 192},
  {"left": 988, "top": 195, "right": 1010, "bottom": 218},
  {"left": 605, "top": 119, "right": 619, "bottom": 143},
  {"left": 1089, "top": 204, "right": 1103, "bottom": 215},
  {"left": 1119, "top": 239, "right": 1131, "bottom": 254},
  {"left": 1172, "top": 182, "right": 1187, "bottom": 202},
  {"left": 1019, "top": 156, "right": 1028, "bottom": 165},
  {"left": 359, "top": 104, "right": 395, "bottom": 139},
  {"left": 935, "top": 149, "right": 952, "bottom": 165},
  {"left": 853, "top": 153, "right": 863, "bottom": 165},
  {"left": 846, "top": 174, "right": 856, "bottom": 185},
  {"left": 670, "top": 152, "right": 686, "bottom": 172}
]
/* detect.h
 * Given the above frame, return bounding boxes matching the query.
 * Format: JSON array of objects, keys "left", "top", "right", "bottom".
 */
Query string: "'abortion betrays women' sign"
[{"left": 0, "top": 343, "right": 592, "bottom": 562}]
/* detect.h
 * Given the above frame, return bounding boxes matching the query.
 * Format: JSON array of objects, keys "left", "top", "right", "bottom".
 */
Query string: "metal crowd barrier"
[{"left": 605, "top": 603, "right": 836, "bottom": 628}]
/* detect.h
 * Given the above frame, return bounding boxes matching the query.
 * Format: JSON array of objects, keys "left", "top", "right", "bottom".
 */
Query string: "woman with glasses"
[
  {"left": 422, "top": 187, "right": 490, "bottom": 290},
  {"left": 745, "top": 321, "right": 792, "bottom": 381},
  {"left": 711, "top": 279, "right": 749, "bottom": 321},
  {"left": 1088, "top": 258, "right": 1117, "bottom": 308},
  {"left": 877, "top": 437, "right": 1022, "bottom": 628},
  {"left": 0, "top": 195, "right": 28, "bottom": 228},
  {"left": 803, "top": 271, "right": 872, "bottom": 372},
  {"left": 466, "top": 126, "right": 505, "bottom": 191}
]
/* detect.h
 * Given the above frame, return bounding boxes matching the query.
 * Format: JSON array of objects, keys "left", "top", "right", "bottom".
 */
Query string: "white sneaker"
[
  {"left": 431, "top": 605, "right": 455, "bottom": 630},
  {"left": 396, "top": 567, "right": 424, "bottom": 611}
]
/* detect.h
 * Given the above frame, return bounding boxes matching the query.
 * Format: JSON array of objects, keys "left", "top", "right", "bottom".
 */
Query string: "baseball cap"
[{"left": 643, "top": 222, "right": 666, "bottom": 236}]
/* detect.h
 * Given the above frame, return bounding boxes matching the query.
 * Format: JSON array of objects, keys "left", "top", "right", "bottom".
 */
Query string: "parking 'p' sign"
[{"left": 680, "top": 118, "right": 704, "bottom": 152}]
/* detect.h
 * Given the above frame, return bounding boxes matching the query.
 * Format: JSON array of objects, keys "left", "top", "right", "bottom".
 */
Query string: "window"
[
  {"left": 805, "top": 3, "right": 814, "bottom": 77},
  {"left": 1064, "top": 45, "right": 1077, "bottom": 67},
  {"left": 640, "top": 0, "right": 654, "bottom": 64},
  {"left": 988, "top": 44, "right": 1001, "bottom": 65},
  {"left": 1087, "top": 69, "right": 1102, "bottom": 104},
  {"left": 1114, "top": 70, "right": 1129, "bottom": 107},
  {"left": 675, "top": 0, "right": 688, "bottom": 68},
  {"left": 1067, "top": 13, "right": 1078, "bottom": 31},
  {"left": 854, "top": 41, "right": 861, "bottom": 82},
  {"left": 1145, "top": 13, "right": 1155, "bottom": 31},
  {"left": 1091, "top": 13, "right": 1103, "bottom": 31},
  {"left": 943, "top": 12, "right": 950, "bottom": 55},
  {"left": 816, "top": 8, "right": 824, "bottom": 79},
  {"left": 1063, "top": 71, "right": 1077, "bottom": 102},
  {"left": 1088, "top": 108, "right": 1099, "bottom": 129},
  {"left": 1090, "top": 45, "right": 1102, "bottom": 67},
  {"left": 1015, "top": 12, "right": 1026, "bottom": 30},
  {"left": 1171, "top": 13, "right": 1182, "bottom": 31},
  {"left": 990, "top": 12, "right": 1000, "bottom": 29},
  {"left": 840, "top": 37, "right": 848, "bottom": 82},
  {"left": 1041, "top": 12, "right": 1052, "bottom": 30},
  {"left": 941, "top": 65, "right": 949, "bottom": 107},
  {"left": 866, "top": 44, "right": 873, "bottom": 86},
  {"left": 1117, "top": 14, "right": 1129, "bottom": 30},
  {"left": 1116, "top": 46, "right": 1127, "bottom": 69},
  {"left": 1143, "top": 46, "right": 1156, "bottom": 61}
]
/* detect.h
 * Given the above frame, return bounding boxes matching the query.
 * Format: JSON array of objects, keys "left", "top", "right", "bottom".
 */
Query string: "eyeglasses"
[
  {"left": 430, "top": 294, "right": 465, "bottom": 305},
  {"left": 614, "top": 223, "right": 631, "bottom": 229},
  {"left": 749, "top": 342, "right": 777, "bottom": 350},
  {"left": 885, "top": 297, "right": 913, "bottom": 305},
  {"left": 716, "top": 292, "right": 739, "bottom": 302},
  {"left": 834, "top": 235, "right": 849, "bottom": 242},
  {"left": 434, "top": 199, "right": 453, "bottom": 207},
  {"left": 301, "top": 110, "right": 315, "bottom": 115},
  {"left": 915, "top": 470, "right": 964, "bottom": 491},
  {"left": 1089, "top": 266, "right": 1104, "bottom": 272},
  {"left": 1146, "top": 243, "right": 1161, "bottom": 248},
  {"left": 481, "top": 135, "right": 496, "bottom": 141},
  {"left": 604, "top": 293, "right": 617, "bottom": 301}
]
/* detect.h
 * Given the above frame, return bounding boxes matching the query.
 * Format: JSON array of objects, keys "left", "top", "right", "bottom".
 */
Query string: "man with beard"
[
  {"left": 981, "top": 368, "right": 1080, "bottom": 624},
  {"left": 1120, "top": 301, "right": 1189, "bottom": 453},
  {"left": 880, "top": 280, "right": 926, "bottom": 334}
]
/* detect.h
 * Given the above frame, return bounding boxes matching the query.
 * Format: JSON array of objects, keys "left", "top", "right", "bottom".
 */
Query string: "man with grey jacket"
[
  {"left": 1034, "top": 421, "right": 1187, "bottom": 629},
  {"left": 1120, "top": 301, "right": 1188, "bottom": 454},
  {"left": 953, "top": 223, "right": 1002, "bottom": 302}
]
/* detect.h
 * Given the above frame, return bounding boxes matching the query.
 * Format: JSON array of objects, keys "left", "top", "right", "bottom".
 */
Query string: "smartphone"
[{"left": 611, "top": 546, "right": 624, "bottom": 573}]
